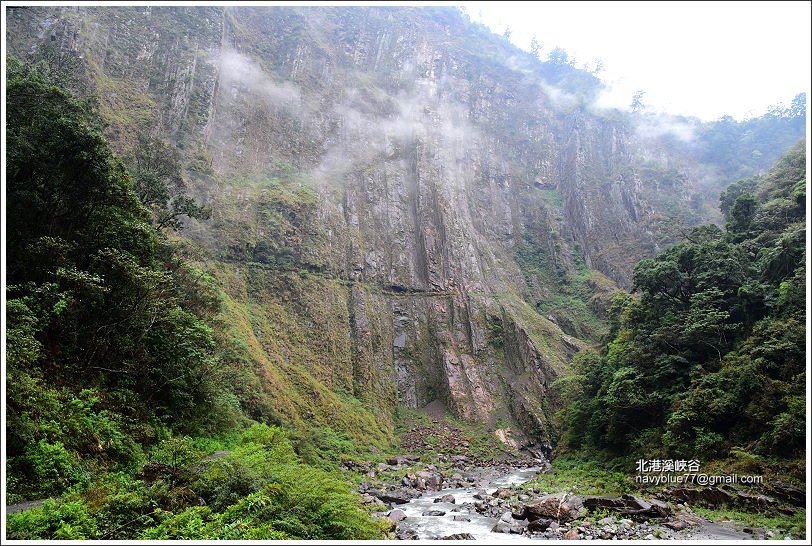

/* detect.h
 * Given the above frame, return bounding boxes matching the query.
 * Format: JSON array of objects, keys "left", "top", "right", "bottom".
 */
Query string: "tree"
[
  {"left": 530, "top": 35, "right": 542, "bottom": 58},
  {"left": 592, "top": 58, "right": 605, "bottom": 74},
  {"left": 6, "top": 58, "right": 221, "bottom": 428},
  {"left": 128, "top": 134, "right": 211, "bottom": 231},
  {"left": 503, "top": 25, "right": 512, "bottom": 40},
  {"left": 548, "top": 46, "right": 569, "bottom": 66},
  {"left": 631, "top": 90, "right": 646, "bottom": 112}
]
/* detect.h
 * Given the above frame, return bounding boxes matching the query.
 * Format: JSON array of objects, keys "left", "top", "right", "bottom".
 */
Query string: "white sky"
[
  {"left": 2, "top": 1, "right": 809, "bottom": 121},
  {"left": 459, "top": 0, "right": 811, "bottom": 121}
]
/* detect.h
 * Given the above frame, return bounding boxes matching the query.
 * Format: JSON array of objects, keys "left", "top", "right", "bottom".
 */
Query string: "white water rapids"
[{"left": 395, "top": 466, "right": 541, "bottom": 540}]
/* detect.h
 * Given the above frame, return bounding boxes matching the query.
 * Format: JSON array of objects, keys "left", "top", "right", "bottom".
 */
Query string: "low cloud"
[
  {"left": 635, "top": 114, "right": 697, "bottom": 142},
  {"left": 311, "top": 77, "right": 479, "bottom": 184},
  {"left": 219, "top": 49, "right": 301, "bottom": 108}
]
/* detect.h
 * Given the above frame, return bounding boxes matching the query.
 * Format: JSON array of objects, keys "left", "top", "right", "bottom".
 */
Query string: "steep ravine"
[{"left": 6, "top": 5, "right": 717, "bottom": 446}]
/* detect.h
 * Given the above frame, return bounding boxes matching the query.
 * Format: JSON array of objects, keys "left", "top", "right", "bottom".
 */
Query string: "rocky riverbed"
[{"left": 355, "top": 456, "right": 789, "bottom": 540}]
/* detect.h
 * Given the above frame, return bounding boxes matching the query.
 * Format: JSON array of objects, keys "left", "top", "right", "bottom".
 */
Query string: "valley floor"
[
  {"left": 351, "top": 410, "right": 807, "bottom": 541},
  {"left": 5, "top": 407, "right": 806, "bottom": 541}
]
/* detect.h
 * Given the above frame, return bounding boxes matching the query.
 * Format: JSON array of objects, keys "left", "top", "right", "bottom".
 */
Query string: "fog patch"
[
  {"left": 219, "top": 49, "right": 301, "bottom": 110},
  {"left": 636, "top": 114, "right": 697, "bottom": 142},
  {"left": 311, "top": 77, "right": 479, "bottom": 185}
]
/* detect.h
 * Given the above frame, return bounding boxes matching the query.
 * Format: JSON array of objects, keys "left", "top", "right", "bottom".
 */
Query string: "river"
[{"left": 394, "top": 466, "right": 541, "bottom": 540}]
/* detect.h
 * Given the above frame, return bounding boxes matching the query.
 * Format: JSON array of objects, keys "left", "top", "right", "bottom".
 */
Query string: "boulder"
[
  {"left": 770, "top": 483, "right": 805, "bottom": 507},
  {"left": 396, "top": 528, "right": 419, "bottom": 540},
  {"left": 422, "top": 510, "right": 446, "bottom": 516},
  {"left": 371, "top": 488, "right": 421, "bottom": 504},
  {"left": 493, "top": 487, "right": 513, "bottom": 499},
  {"left": 663, "top": 519, "right": 691, "bottom": 531},
  {"left": 387, "top": 509, "right": 407, "bottom": 522},
  {"left": 620, "top": 494, "right": 671, "bottom": 518},
  {"left": 434, "top": 494, "right": 456, "bottom": 504},
  {"left": 665, "top": 487, "right": 734, "bottom": 507},
  {"left": 584, "top": 494, "right": 670, "bottom": 518},
  {"left": 583, "top": 496, "right": 628, "bottom": 510},
  {"left": 440, "top": 533, "right": 475, "bottom": 540},
  {"left": 564, "top": 529, "right": 581, "bottom": 540},
  {"left": 415, "top": 470, "right": 443, "bottom": 491},
  {"left": 527, "top": 518, "right": 553, "bottom": 532},
  {"left": 359, "top": 493, "right": 378, "bottom": 505},
  {"left": 491, "top": 521, "right": 522, "bottom": 534},
  {"left": 526, "top": 493, "right": 584, "bottom": 522}
]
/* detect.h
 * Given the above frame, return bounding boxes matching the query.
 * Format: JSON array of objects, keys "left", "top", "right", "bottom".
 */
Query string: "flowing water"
[{"left": 395, "top": 466, "right": 541, "bottom": 540}]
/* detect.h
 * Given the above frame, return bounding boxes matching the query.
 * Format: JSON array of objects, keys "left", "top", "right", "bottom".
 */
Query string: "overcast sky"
[{"left": 459, "top": 0, "right": 811, "bottom": 121}]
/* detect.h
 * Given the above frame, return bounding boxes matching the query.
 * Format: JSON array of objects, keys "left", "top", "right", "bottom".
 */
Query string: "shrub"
[{"left": 7, "top": 500, "right": 98, "bottom": 540}]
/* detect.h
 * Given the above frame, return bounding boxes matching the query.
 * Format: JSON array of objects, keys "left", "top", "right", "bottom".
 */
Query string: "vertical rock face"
[{"left": 6, "top": 6, "right": 711, "bottom": 442}]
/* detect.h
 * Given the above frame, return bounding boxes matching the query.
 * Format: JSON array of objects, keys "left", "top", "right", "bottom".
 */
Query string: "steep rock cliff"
[{"left": 6, "top": 6, "right": 715, "bottom": 446}]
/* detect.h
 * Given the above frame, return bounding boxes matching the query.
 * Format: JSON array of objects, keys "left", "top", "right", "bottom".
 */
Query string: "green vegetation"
[
  {"left": 520, "top": 456, "right": 632, "bottom": 496},
  {"left": 516, "top": 232, "right": 612, "bottom": 341},
  {"left": 561, "top": 141, "right": 806, "bottom": 465},
  {"left": 5, "top": 59, "right": 388, "bottom": 539},
  {"left": 7, "top": 425, "right": 386, "bottom": 539},
  {"left": 126, "top": 133, "right": 211, "bottom": 231},
  {"left": 690, "top": 507, "right": 806, "bottom": 539},
  {"left": 4, "top": 5, "right": 807, "bottom": 540},
  {"left": 698, "top": 95, "right": 806, "bottom": 182}
]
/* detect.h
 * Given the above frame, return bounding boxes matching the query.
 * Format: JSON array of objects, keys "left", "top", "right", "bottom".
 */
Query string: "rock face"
[
  {"left": 6, "top": 6, "right": 718, "bottom": 442},
  {"left": 583, "top": 494, "right": 671, "bottom": 519}
]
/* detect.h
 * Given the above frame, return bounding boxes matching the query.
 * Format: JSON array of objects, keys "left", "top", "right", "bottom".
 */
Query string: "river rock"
[
  {"left": 371, "top": 488, "right": 421, "bottom": 504},
  {"left": 492, "top": 520, "right": 522, "bottom": 534},
  {"left": 770, "top": 483, "right": 805, "bottom": 507},
  {"left": 663, "top": 518, "right": 690, "bottom": 530},
  {"left": 564, "top": 529, "right": 581, "bottom": 539},
  {"left": 440, "top": 533, "right": 475, "bottom": 540},
  {"left": 422, "top": 510, "right": 446, "bottom": 516},
  {"left": 526, "top": 493, "right": 584, "bottom": 522},
  {"left": 452, "top": 515, "right": 471, "bottom": 522},
  {"left": 472, "top": 489, "right": 488, "bottom": 500},
  {"left": 387, "top": 509, "right": 407, "bottom": 522},
  {"left": 527, "top": 518, "right": 553, "bottom": 532},
  {"left": 493, "top": 487, "right": 513, "bottom": 499},
  {"left": 415, "top": 470, "right": 443, "bottom": 490},
  {"left": 620, "top": 494, "right": 671, "bottom": 518},
  {"left": 396, "top": 528, "right": 419, "bottom": 540},
  {"left": 434, "top": 494, "right": 456, "bottom": 504}
]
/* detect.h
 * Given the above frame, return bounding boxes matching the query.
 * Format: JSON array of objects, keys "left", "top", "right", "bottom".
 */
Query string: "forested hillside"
[
  {"left": 5, "top": 59, "right": 388, "bottom": 540},
  {"left": 562, "top": 141, "right": 806, "bottom": 462}
]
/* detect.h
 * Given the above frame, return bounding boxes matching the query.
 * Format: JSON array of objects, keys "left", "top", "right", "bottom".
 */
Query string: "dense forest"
[{"left": 561, "top": 141, "right": 806, "bottom": 462}]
